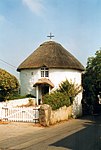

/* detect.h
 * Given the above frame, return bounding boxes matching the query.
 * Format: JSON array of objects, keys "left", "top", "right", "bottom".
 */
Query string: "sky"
[{"left": 0, "top": 0, "right": 101, "bottom": 79}]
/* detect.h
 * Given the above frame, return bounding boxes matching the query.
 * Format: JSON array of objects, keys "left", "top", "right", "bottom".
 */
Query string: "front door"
[{"left": 41, "top": 84, "right": 49, "bottom": 96}]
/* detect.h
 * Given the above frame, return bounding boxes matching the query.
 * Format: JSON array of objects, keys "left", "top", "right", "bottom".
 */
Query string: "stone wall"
[{"left": 39, "top": 104, "right": 72, "bottom": 126}]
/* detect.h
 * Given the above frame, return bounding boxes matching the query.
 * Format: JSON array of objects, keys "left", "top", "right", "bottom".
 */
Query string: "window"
[{"left": 41, "top": 67, "right": 49, "bottom": 77}]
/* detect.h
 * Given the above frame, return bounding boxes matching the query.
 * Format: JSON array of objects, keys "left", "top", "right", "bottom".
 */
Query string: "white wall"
[
  {"left": 49, "top": 68, "right": 82, "bottom": 90},
  {"left": 49, "top": 69, "right": 82, "bottom": 116},
  {"left": 20, "top": 69, "right": 39, "bottom": 96},
  {"left": 0, "top": 98, "right": 31, "bottom": 108},
  {"left": 19, "top": 68, "right": 83, "bottom": 116},
  {"left": 20, "top": 68, "right": 82, "bottom": 96}
]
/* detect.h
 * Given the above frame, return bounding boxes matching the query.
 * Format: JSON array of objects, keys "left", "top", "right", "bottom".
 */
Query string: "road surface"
[{"left": 0, "top": 115, "right": 101, "bottom": 150}]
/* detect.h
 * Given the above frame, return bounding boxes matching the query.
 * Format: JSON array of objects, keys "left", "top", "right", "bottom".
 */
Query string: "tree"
[
  {"left": 0, "top": 68, "right": 19, "bottom": 101},
  {"left": 82, "top": 49, "right": 101, "bottom": 112}
]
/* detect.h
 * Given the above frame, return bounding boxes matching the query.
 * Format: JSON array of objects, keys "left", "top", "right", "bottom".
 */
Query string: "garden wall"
[
  {"left": 39, "top": 104, "right": 72, "bottom": 126},
  {"left": 0, "top": 98, "right": 35, "bottom": 108}
]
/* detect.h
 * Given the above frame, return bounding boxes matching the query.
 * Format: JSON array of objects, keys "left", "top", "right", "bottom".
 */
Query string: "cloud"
[{"left": 22, "top": 0, "right": 45, "bottom": 16}]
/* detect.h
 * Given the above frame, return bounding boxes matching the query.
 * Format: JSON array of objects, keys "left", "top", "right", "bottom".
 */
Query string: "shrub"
[
  {"left": 43, "top": 79, "right": 82, "bottom": 110},
  {"left": 43, "top": 91, "right": 70, "bottom": 110},
  {"left": 57, "top": 79, "right": 82, "bottom": 100},
  {"left": 8, "top": 94, "right": 26, "bottom": 100},
  {"left": 26, "top": 94, "right": 36, "bottom": 98}
]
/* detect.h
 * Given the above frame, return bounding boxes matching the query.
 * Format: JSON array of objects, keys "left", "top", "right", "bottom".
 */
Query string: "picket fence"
[{"left": 0, "top": 106, "right": 40, "bottom": 123}]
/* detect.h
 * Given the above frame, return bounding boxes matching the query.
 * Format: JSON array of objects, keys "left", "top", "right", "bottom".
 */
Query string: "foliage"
[
  {"left": 57, "top": 79, "right": 82, "bottom": 103},
  {"left": 82, "top": 50, "right": 101, "bottom": 106},
  {"left": 43, "top": 79, "right": 82, "bottom": 110},
  {"left": 8, "top": 94, "right": 26, "bottom": 100},
  {"left": 43, "top": 91, "right": 70, "bottom": 110},
  {"left": 26, "top": 94, "right": 36, "bottom": 98},
  {"left": 0, "top": 68, "right": 19, "bottom": 101}
]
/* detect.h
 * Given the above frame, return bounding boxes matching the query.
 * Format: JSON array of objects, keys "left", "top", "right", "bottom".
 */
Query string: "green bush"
[
  {"left": 43, "top": 79, "right": 81, "bottom": 110},
  {"left": 43, "top": 91, "right": 70, "bottom": 110},
  {"left": 8, "top": 93, "right": 26, "bottom": 100},
  {"left": 26, "top": 94, "right": 36, "bottom": 98},
  {"left": 57, "top": 79, "right": 81, "bottom": 98}
]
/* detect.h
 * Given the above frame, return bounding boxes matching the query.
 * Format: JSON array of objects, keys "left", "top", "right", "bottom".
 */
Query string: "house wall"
[
  {"left": 20, "top": 68, "right": 83, "bottom": 116},
  {"left": 49, "top": 68, "right": 82, "bottom": 90},
  {"left": 20, "top": 69, "right": 39, "bottom": 96},
  {"left": 20, "top": 68, "right": 82, "bottom": 96}
]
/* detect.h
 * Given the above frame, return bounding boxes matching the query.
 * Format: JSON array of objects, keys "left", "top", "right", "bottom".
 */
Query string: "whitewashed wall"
[
  {"left": 0, "top": 98, "right": 32, "bottom": 108},
  {"left": 19, "top": 68, "right": 83, "bottom": 116},
  {"left": 20, "top": 68, "right": 82, "bottom": 96},
  {"left": 20, "top": 69, "right": 39, "bottom": 96},
  {"left": 49, "top": 68, "right": 81, "bottom": 90}
]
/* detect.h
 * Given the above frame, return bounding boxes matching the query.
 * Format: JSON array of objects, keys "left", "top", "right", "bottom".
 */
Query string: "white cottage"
[{"left": 17, "top": 41, "right": 84, "bottom": 116}]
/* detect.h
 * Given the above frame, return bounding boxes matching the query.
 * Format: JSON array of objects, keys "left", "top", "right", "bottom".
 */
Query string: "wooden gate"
[{"left": 1, "top": 106, "right": 39, "bottom": 123}]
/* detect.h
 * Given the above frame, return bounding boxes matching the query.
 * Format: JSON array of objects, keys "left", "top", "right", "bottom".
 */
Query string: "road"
[{"left": 0, "top": 115, "right": 101, "bottom": 150}]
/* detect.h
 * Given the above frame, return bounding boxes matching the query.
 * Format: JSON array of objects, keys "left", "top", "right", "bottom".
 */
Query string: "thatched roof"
[
  {"left": 17, "top": 41, "right": 84, "bottom": 71},
  {"left": 34, "top": 78, "right": 54, "bottom": 88}
]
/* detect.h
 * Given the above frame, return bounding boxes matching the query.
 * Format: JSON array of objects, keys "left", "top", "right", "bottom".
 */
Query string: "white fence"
[{"left": 0, "top": 106, "right": 39, "bottom": 123}]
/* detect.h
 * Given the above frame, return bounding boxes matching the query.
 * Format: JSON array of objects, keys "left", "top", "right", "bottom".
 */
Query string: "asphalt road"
[{"left": 0, "top": 115, "right": 101, "bottom": 150}]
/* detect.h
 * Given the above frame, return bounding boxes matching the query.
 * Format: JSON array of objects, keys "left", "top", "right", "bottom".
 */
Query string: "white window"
[{"left": 41, "top": 67, "right": 49, "bottom": 77}]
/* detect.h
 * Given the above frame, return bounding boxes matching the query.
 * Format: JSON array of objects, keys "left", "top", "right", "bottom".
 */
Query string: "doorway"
[{"left": 41, "top": 84, "right": 49, "bottom": 96}]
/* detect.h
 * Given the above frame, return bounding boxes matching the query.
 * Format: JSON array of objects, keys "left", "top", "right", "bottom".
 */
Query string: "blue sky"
[{"left": 0, "top": 0, "right": 101, "bottom": 79}]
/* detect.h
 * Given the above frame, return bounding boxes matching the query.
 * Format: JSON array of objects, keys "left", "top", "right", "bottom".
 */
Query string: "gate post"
[{"left": 39, "top": 104, "right": 51, "bottom": 126}]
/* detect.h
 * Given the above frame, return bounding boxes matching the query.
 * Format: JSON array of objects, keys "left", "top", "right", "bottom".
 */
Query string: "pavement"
[
  {"left": 0, "top": 116, "right": 101, "bottom": 150},
  {"left": 0, "top": 121, "right": 44, "bottom": 141},
  {"left": 0, "top": 119, "right": 80, "bottom": 150}
]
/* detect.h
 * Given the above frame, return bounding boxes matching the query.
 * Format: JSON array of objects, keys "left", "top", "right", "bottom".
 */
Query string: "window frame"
[{"left": 41, "top": 67, "right": 49, "bottom": 77}]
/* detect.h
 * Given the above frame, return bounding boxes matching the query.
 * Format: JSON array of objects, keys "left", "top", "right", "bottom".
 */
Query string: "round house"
[{"left": 17, "top": 41, "right": 84, "bottom": 115}]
